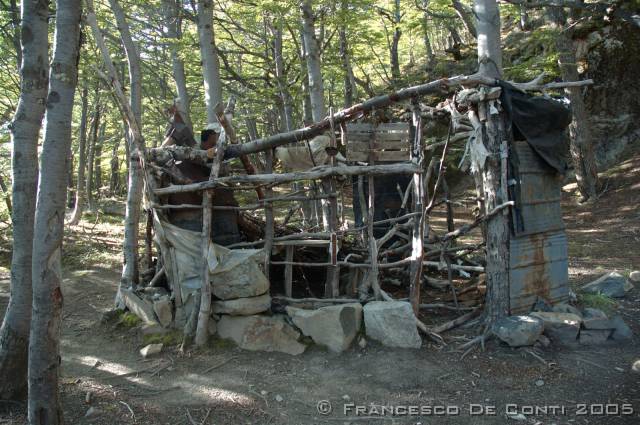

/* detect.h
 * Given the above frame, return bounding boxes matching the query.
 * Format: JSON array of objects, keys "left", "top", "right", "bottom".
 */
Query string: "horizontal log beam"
[{"left": 154, "top": 163, "right": 421, "bottom": 195}]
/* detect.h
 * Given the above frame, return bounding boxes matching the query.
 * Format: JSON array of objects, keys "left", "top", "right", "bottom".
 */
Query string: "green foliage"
[
  {"left": 578, "top": 293, "right": 617, "bottom": 316},
  {"left": 503, "top": 27, "right": 561, "bottom": 82}
]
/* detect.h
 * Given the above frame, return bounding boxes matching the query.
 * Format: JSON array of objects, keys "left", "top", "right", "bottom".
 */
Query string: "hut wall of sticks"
[{"left": 121, "top": 74, "right": 592, "bottom": 351}]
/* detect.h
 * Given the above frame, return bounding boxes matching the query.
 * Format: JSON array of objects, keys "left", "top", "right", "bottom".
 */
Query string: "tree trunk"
[
  {"left": 28, "top": 1, "right": 81, "bottom": 422},
  {"left": 474, "top": 0, "right": 503, "bottom": 78},
  {"left": 109, "top": 139, "right": 121, "bottom": 194},
  {"left": 0, "top": 175, "right": 11, "bottom": 213},
  {"left": 554, "top": 15, "right": 599, "bottom": 201},
  {"left": 164, "top": 0, "right": 192, "bottom": 129},
  {"left": 421, "top": 3, "right": 435, "bottom": 70},
  {"left": 69, "top": 83, "right": 89, "bottom": 225},
  {"left": 390, "top": 0, "right": 402, "bottom": 84},
  {"left": 108, "top": 0, "right": 145, "bottom": 301},
  {"left": 197, "top": 0, "right": 223, "bottom": 124},
  {"left": 473, "top": 0, "right": 510, "bottom": 323},
  {"left": 339, "top": 1, "right": 357, "bottom": 107},
  {"left": 94, "top": 122, "right": 104, "bottom": 194},
  {"left": 0, "top": 0, "right": 49, "bottom": 402},
  {"left": 272, "top": 20, "right": 294, "bottom": 131},
  {"left": 452, "top": 0, "right": 478, "bottom": 39},
  {"left": 301, "top": 1, "right": 326, "bottom": 122},
  {"left": 85, "top": 99, "right": 100, "bottom": 211}
]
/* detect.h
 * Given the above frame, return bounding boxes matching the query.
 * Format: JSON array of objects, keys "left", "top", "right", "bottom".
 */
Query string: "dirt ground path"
[{"left": 1, "top": 150, "right": 640, "bottom": 424}]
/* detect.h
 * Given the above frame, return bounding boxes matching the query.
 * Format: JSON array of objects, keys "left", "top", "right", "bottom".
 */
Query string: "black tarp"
[{"left": 499, "top": 81, "right": 572, "bottom": 174}]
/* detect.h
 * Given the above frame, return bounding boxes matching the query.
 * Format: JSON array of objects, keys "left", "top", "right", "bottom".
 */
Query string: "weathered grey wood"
[
  {"left": 284, "top": 246, "right": 294, "bottom": 297},
  {"left": 347, "top": 150, "right": 410, "bottom": 163},
  {"left": 195, "top": 103, "right": 227, "bottom": 347},
  {"left": 263, "top": 149, "right": 275, "bottom": 281},
  {"left": 28, "top": 1, "right": 81, "bottom": 421},
  {"left": 153, "top": 163, "right": 421, "bottom": 195},
  {"left": 348, "top": 139, "right": 410, "bottom": 149},
  {"left": 367, "top": 130, "right": 381, "bottom": 299},
  {"left": 409, "top": 103, "right": 425, "bottom": 314}
]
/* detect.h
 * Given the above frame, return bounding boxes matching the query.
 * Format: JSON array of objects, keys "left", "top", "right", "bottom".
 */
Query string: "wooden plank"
[
  {"left": 348, "top": 132, "right": 410, "bottom": 142},
  {"left": 346, "top": 123, "right": 374, "bottom": 132},
  {"left": 348, "top": 140, "right": 411, "bottom": 151},
  {"left": 377, "top": 150, "right": 411, "bottom": 162},
  {"left": 347, "top": 150, "right": 410, "bottom": 162}
]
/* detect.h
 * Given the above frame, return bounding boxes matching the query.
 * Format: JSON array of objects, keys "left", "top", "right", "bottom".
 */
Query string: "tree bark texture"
[
  {"left": 474, "top": 0, "right": 510, "bottom": 322},
  {"left": 452, "top": 0, "right": 478, "bottom": 39},
  {"left": 197, "top": 0, "right": 223, "bottom": 124},
  {"left": 109, "top": 0, "right": 146, "bottom": 299},
  {"left": 163, "top": 0, "right": 192, "bottom": 129},
  {"left": 555, "top": 22, "right": 599, "bottom": 200},
  {"left": 69, "top": 84, "right": 89, "bottom": 224},
  {"left": 473, "top": 0, "right": 502, "bottom": 78},
  {"left": 28, "top": 1, "right": 81, "bottom": 423},
  {"left": 0, "top": 0, "right": 49, "bottom": 402},
  {"left": 390, "top": 0, "right": 402, "bottom": 83},
  {"left": 301, "top": 1, "right": 326, "bottom": 122},
  {"left": 272, "top": 20, "right": 294, "bottom": 132}
]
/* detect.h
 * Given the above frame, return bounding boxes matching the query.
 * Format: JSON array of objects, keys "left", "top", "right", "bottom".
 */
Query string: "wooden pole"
[
  {"left": 263, "top": 149, "right": 275, "bottom": 281},
  {"left": 195, "top": 103, "right": 227, "bottom": 347},
  {"left": 409, "top": 100, "right": 426, "bottom": 314},
  {"left": 367, "top": 126, "right": 381, "bottom": 299}
]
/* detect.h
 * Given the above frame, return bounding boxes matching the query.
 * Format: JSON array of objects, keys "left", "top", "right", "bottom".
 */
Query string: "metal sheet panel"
[
  {"left": 512, "top": 141, "right": 564, "bottom": 236},
  {"left": 509, "top": 231, "right": 569, "bottom": 313}
]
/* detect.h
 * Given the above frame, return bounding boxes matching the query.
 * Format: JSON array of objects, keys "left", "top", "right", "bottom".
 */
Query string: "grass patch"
[
  {"left": 118, "top": 312, "right": 142, "bottom": 328},
  {"left": 143, "top": 330, "right": 182, "bottom": 346},
  {"left": 578, "top": 293, "right": 617, "bottom": 315}
]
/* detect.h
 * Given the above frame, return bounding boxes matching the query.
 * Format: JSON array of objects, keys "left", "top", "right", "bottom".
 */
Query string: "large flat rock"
[
  {"left": 363, "top": 301, "right": 422, "bottom": 349},
  {"left": 212, "top": 294, "right": 271, "bottom": 316},
  {"left": 581, "top": 272, "right": 633, "bottom": 298},
  {"left": 217, "top": 315, "right": 306, "bottom": 355},
  {"left": 121, "top": 288, "right": 158, "bottom": 325},
  {"left": 286, "top": 303, "right": 362, "bottom": 352},
  {"left": 493, "top": 315, "right": 543, "bottom": 347},
  {"left": 530, "top": 312, "right": 582, "bottom": 344}
]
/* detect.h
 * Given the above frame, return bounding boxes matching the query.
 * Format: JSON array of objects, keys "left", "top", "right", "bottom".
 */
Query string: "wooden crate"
[{"left": 346, "top": 122, "right": 411, "bottom": 163}]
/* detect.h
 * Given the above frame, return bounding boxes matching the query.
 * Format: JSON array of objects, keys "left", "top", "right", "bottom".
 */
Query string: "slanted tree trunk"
[
  {"left": 197, "top": 0, "right": 223, "bottom": 124},
  {"left": 301, "top": 1, "right": 326, "bottom": 122},
  {"left": 553, "top": 12, "right": 599, "bottom": 201},
  {"left": 0, "top": 0, "right": 49, "bottom": 402},
  {"left": 69, "top": 83, "right": 90, "bottom": 225},
  {"left": 452, "top": 0, "right": 478, "bottom": 39},
  {"left": 164, "top": 0, "right": 192, "bottom": 129},
  {"left": 28, "top": 1, "right": 81, "bottom": 422},
  {"left": 108, "top": 0, "right": 145, "bottom": 301},
  {"left": 473, "top": 0, "right": 510, "bottom": 323}
]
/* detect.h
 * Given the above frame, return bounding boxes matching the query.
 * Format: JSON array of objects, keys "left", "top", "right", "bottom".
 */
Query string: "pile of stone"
[
  {"left": 494, "top": 271, "right": 636, "bottom": 348},
  {"left": 120, "top": 287, "right": 173, "bottom": 328},
  {"left": 494, "top": 306, "right": 633, "bottom": 348},
  {"left": 214, "top": 299, "right": 424, "bottom": 355}
]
